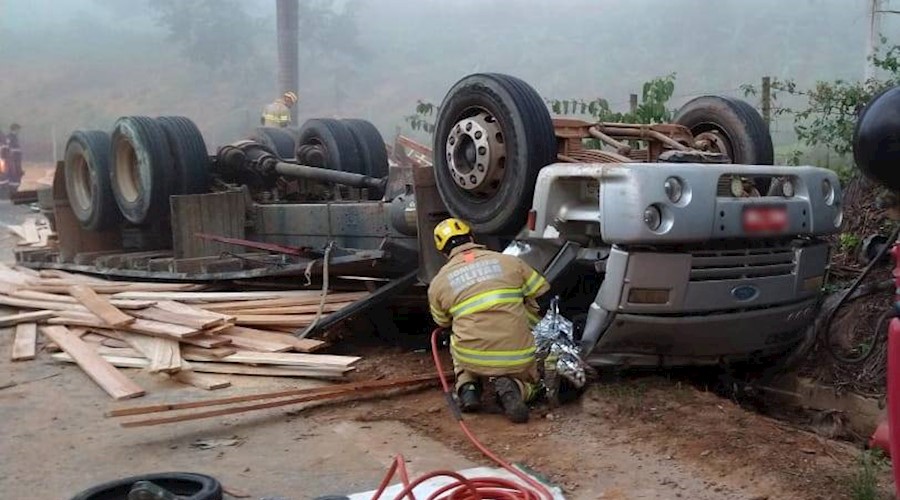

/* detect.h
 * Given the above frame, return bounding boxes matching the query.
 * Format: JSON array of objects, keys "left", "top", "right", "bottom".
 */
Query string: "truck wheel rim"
[
  {"left": 114, "top": 139, "right": 142, "bottom": 203},
  {"left": 70, "top": 152, "right": 93, "bottom": 211},
  {"left": 445, "top": 109, "right": 507, "bottom": 198}
]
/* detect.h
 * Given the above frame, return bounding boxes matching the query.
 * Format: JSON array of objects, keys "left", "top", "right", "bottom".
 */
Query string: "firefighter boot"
[
  {"left": 458, "top": 382, "right": 482, "bottom": 413},
  {"left": 494, "top": 377, "right": 529, "bottom": 424}
]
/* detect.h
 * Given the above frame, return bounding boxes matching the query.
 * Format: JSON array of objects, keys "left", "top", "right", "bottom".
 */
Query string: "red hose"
[{"left": 369, "top": 328, "right": 554, "bottom": 500}]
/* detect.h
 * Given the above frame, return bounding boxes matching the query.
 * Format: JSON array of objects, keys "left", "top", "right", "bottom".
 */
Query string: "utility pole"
[
  {"left": 629, "top": 94, "right": 638, "bottom": 115},
  {"left": 761, "top": 76, "right": 772, "bottom": 129},
  {"left": 866, "top": 0, "right": 884, "bottom": 81},
  {"left": 276, "top": 0, "right": 300, "bottom": 124}
]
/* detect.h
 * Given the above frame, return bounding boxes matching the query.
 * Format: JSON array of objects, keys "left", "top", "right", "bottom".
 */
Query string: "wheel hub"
[
  {"left": 445, "top": 111, "right": 506, "bottom": 196},
  {"left": 694, "top": 130, "right": 732, "bottom": 159}
]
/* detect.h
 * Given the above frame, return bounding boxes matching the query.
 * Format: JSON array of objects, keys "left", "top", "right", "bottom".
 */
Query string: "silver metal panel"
[
  {"left": 526, "top": 163, "right": 842, "bottom": 244},
  {"left": 592, "top": 297, "right": 818, "bottom": 359}
]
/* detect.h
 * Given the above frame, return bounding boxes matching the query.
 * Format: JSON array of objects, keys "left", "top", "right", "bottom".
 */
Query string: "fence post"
[{"left": 761, "top": 76, "right": 772, "bottom": 128}]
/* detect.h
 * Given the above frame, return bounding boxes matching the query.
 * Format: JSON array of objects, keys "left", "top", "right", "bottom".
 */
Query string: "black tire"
[
  {"left": 110, "top": 116, "right": 175, "bottom": 224},
  {"left": 341, "top": 119, "right": 389, "bottom": 178},
  {"left": 64, "top": 130, "right": 121, "bottom": 230},
  {"left": 156, "top": 116, "right": 210, "bottom": 195},
  {"left": 433, "top": 73, "right": 557, "bottom": 235},
  {"left": 295, "top": 118, "right": 364, "bottom": 174},
  {"left": 250, "top": 126, "right": 298, "bottom": 160},
  {"left": 674, "top": 96, "right": 774, "bottom": 165},
  {"left": 70, "top": 472, "right": 222, "bottom": 500}
]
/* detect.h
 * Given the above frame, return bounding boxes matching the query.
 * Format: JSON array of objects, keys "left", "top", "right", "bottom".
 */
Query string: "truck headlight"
[
  {"left": 664, "top": 177, "right": 683, "bottom": 203},
  {"left": 643, "top": 205, "right": 662, "bottom": 230},
  {"left": 822, "top": 179, "right": 835, "bottom": 205}
]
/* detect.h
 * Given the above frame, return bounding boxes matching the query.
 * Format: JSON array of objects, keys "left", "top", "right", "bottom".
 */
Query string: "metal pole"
[
  {"left": 866, "top": 0, "right": 883, "bottom": 81},
  {"left": 761, "top": 76, "right": 772, "bottom": 128},
  {"left": 276, "top": 0, "right": 300, "bottom": 124}
]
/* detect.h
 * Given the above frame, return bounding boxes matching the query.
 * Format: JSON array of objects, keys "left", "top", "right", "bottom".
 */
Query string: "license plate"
[{"left": 742, "top": 206, "right": 788, "bottom": 233}]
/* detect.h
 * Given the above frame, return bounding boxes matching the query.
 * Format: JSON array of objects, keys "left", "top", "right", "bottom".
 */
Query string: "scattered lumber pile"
[
  {"left": 6, "top": 218, "right": 54, "bottom": 248},
  {"left": 0, "top": 264, "right": 369, "bottom": 400}
]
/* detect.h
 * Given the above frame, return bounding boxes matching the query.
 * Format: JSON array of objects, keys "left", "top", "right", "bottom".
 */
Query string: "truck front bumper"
[{"left": 586, "top": 297, "right": 818, "bottom": 366}]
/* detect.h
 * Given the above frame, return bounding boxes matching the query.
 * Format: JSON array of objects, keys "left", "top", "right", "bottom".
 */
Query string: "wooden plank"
[
  {"left": 11, "top": 323, "right": 37, "bottom": 360},
  {"left": 108, "top": 372, "right": 439, "bottom": 417},
  {"left": 0, "top": 310, "right": 55, "bottom": 327},
  {"left": 172, "top": 371, "right": 231, "bottom": 390},
  {"left": 13, "top": 266, "right": 41, "bottom": 278},
  {"left": 0, "top": 294, "right": 87, "bottom": 311},
  {"left": 9, "top": 290, "right": 155, "bottom": 310},
  {"left": 154, "top": 301, "right": 234, "bottom": 323},
  {"left": 181, "top": 346, "right": 237, "bottom": 358},
  {"left": 53, "top": 353, "right": 342, "bottom": 379},
  {"left": 195, "top": 350, "right": 358, "bottom": 368},
  {"left": 110, "top": 290, "right": 322, "bottom": 302},
  {"left": 68, "top": 285, "right": 135, "bottom": 327},
  {"left": 47, "top": 315, "right": 203, "bottom": 340},
  {"left": 21, "top": 219, "right": 40, "bottom": 244},
  {"left": 233, "top": 314, "right": 318, "bottom": 328},
  {"left": 218, "top": 302, "right": 352, "bottom": 316},
  {"left": 111, "top": 374, "right": 438, "bottom": 426},
  {"left": 178, "top": 334, "right": 233, "bottom": 348},
  {"left": 40, "top": 325, "right": 145, "bottom": 400},
  {"left": 129, "top": 306, "right": 222, "bottom": 330},
  {"left": 199, "top": 292, "right": 369, "bottom": 311},
  {"left": 218, "top": 326, "right": 325, "bottom": 353},
  {"left": 217, "top": 334, "right": 294, "bottom": 353},
  {"left": 22, "top": 282, "right": 203, "bottom": 295},
  {"left": 120, "top": 331, "right": 182, "bottom": 373}
]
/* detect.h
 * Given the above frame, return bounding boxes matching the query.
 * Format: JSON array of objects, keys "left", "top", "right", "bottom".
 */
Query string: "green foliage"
[
  {"left": 847, "top": 449, "right": 889, "bottom": 500},
  {"left": 839, "top": 232, "right": 861, "bottom": 253},
  {"left": 742, "top": 40, "right": 900, "bottom": 158}
]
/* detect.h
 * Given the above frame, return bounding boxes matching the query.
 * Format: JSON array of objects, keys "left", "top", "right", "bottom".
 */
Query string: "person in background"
[
  {"left": 261, "top": 91, "right": 298, "bottom": 128},
  {"left": 0, "top": 128, "right": 8, "bottom": 186}
]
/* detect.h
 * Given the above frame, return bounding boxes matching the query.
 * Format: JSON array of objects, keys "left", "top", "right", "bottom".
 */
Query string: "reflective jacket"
[
  {"left": 428, "top": 242, "right": 550, "bottom": 375},
  {"left": 261, "top": 101, "right": 291, "bottom": 127}
]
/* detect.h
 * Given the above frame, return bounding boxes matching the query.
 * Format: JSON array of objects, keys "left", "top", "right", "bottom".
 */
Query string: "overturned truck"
[{"left": 22, "top": 73, "right": 843, "bottom": 367}]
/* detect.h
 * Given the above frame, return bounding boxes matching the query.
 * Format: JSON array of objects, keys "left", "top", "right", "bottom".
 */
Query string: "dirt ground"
[{"left": 0, "top": 171, "right": 893, "bottom": 499}]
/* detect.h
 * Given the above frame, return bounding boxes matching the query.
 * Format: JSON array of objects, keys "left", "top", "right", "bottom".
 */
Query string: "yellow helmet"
[
  {"left": 433, "top": 218, "right": 471, "bottom": 251},
  {"left": 283, "top": 91, "right": 298, "bottom": 105}
]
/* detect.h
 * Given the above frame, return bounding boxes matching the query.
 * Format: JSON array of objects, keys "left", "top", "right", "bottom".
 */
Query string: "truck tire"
[
  {"left": 156, "top": 116, "right": 210, "bottom": 195},
  {"left": 250, "top": 126, "right": 297, "bottom": 160},
  {"left": 341, "top": 119, "right": 389, "bottom": 179},
  {"left": 433, "top": 73, "right": 557, "bottom": 234},
  {"left": 674, "top": 96, "right": 774, "bottom": 165},
  {"left": 70, "top": 472, "right": 222, "bottom": 500},
  {"left": 64, "top": 130, "right": 121, "bottom": 230},
  {"left": 110, "top": 116, "right": 175, "bottom": 225},
  {"left": 295, "top": 118, "right": 364, "bottom": 174}
]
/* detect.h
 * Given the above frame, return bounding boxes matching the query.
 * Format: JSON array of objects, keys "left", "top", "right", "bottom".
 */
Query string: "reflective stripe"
[
  {"left": 526, "top": 309, "right": 540, "bottom": 327},
  {"left": 449, "top": 288, "right": 523, "bottom": 318},
  {"left": 451, "top": 338, "right": 536, "bottom": 368},
  {"left": 262, "top": 114, "right": 290, "bottom": 122},
  {"left": 522, "top": 270, "right": 547, "bottom": 297},
  {"left": 430, "top": 304, "right": 450, "bottom": 324}
]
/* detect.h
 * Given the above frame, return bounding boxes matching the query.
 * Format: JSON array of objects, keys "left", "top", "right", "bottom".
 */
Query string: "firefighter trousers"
[{"left": 454, "top": 360, "right": 541, "bottom": 403}]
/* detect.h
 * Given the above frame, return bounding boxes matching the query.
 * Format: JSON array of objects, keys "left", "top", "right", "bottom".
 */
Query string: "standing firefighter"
[
  {"left": 6, "top": 124, "right": 22, "bottom": 188},
  {"left": 261, "top": 91, "right": 298, "bottom": 128},
  {"left": 0, "top": 128, "right": 7, "bottom": 186},
  {"left": 428, "top": 218, "right": 550, "bottom": 423}
]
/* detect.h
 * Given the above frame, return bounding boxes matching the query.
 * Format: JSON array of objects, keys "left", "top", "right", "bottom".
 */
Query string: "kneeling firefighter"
[{"left": 427, "top": 218, "right": 550, "bottom": 423}]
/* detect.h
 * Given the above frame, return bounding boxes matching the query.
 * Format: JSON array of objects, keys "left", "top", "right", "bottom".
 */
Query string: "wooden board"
[
  {"left": 47, "top": 316, "right": 203, "bottom": 340},
  {"left": 181, "top": 346, "right": 237, "bottom": 358},
  {"left": 233, "top": 314, "right": 318, "bottom": 328},
  {"left": 120, "top": 331, "right": 182, "bottom": 373},
  {"left": 196, "top": 350, "right": 358, "bottom": 369},
  {"left": 53, "top": 353, "right": 346, "bottom": 379},
  {"left": 178, "top": 334, "right": 233, "bottom": 348},
  {"left": 0, "top": 310, "right": 55, "bottom": 327},
  {"left": 10, "top": 290, "right": 155, "bottom": 310},
  {"left": 129, "top": 306, "right": 222, "bottom": 330},
  {"left": 199, "top": 292, "right": 369, "bottom": 311},
  {"left": 68, "top": 285, "right": 134, "bottom": 327},
  {"left": 0, "top": 294, "right": 86, "bottom": 311},
  {"left": 11, "top": 323, "right": 37, "bottom": 361},
  {"left": 170, "top": 190, "right": 246, "bottom": 259},
  {"left": 40, "top": 325, "right": 145, "bottom": 400},
  {"left": 217, "top": 334, "right": 294, "bottom": 353},
  {"left": 217, "top": 302, "right": 352, "bottom": 315},
  {"left": 154, "top": 301, "right": 234, "bottom": 323},
  {"left": 172, "top": 371, "right": 231, "bottom": 390},
  {"left": 219, "top": 326, "right": 326, "bottom": 353},
  {"left": 110, "top": 290, "right": 322, "bottom": 302}
]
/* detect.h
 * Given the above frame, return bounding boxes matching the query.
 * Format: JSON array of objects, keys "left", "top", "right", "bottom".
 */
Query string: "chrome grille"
[{"left": 689, "top": 246, "right": 796, "bottom": 281}]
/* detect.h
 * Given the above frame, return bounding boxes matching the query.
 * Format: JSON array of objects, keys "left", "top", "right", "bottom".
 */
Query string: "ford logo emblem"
[{"left": 731, "top": 285, "right": 759, "bottom": 301}]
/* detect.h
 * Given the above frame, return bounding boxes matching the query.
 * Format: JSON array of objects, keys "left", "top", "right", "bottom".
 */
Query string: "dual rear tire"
[{"left": 64, "top": 116, "right": 210, "bottom": 229}]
